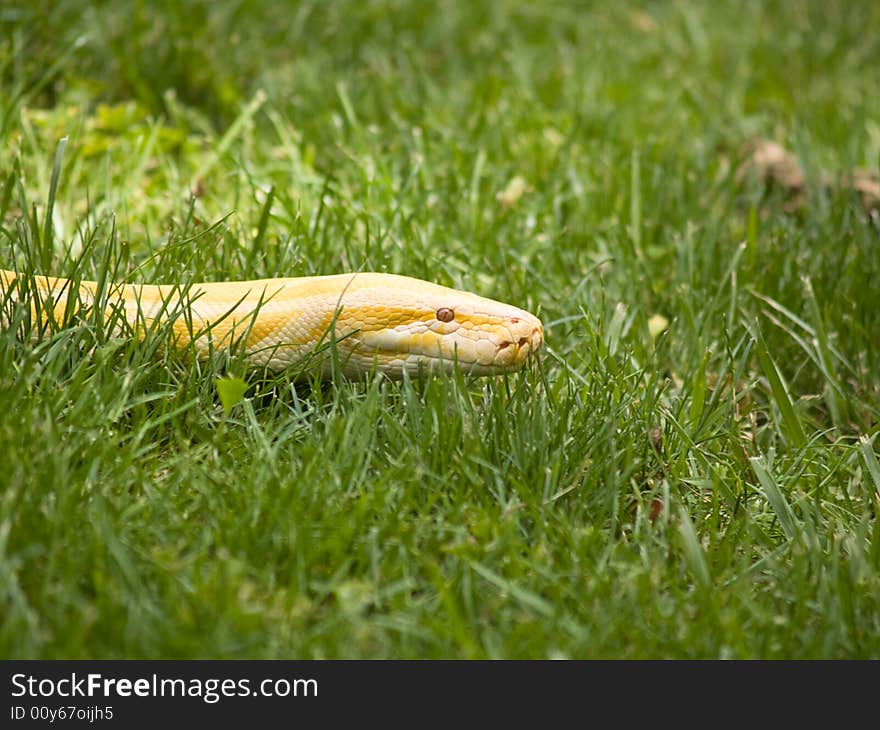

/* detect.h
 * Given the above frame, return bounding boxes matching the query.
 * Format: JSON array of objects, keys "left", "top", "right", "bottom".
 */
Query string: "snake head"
[{"left": 333, "top": 274, "right": 543, "bottom": 378}]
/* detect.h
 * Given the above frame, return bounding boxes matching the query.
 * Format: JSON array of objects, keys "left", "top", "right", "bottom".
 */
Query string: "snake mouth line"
[
  {"left": 497, "top": 326, "right": 543, "bottom": 352},
  {"left": 349, "top": 323, "right": 543, "bottom": 372}
]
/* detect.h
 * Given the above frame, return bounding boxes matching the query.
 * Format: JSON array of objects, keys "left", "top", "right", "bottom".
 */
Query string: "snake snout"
[
  {"left": 523, "top": 323, "right": 544, "bottom": 356},
  {"left": 523, "top": 321, "right": 542, "bottom": 346},
  {"left": 529, "top": 324, "right": 543, "bottom": 351},
  {"left": 496, "top": 318, "right": 543, "bottom": 368},
  {"left": 509, "top": 328, "right": 542, "bottom": 351}
]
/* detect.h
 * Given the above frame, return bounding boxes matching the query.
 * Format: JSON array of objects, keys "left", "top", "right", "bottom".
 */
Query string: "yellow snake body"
[{"left": 0, "top": 270, "right": 543, "bottom": 377}]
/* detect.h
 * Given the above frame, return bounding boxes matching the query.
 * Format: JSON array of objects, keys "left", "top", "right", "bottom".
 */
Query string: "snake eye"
[{"left": 436, "top": 307, "right": 455, "bottom": 323}]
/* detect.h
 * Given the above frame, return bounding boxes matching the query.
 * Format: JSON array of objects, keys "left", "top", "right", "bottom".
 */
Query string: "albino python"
[{"left": 0, "top": 269, "right": 543, "bottom": 378}]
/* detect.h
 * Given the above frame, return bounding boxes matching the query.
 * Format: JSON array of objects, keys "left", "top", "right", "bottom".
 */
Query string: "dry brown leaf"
[
  {"left": 650, "top": 427, "right": 663, "bottom": 455},
  {"left": 649, "top": 498, "right": 664, "bottom": 522},
  {"left": 842, "top": 169, "right": 880, "bottom": 213},
  {"left": 738, "top": 139, "right": 879, "bottom": 217},
  {"left": 626, "top": 496, "right": 665, "bottom": 524},
  {"left": 737, "top": 138, "right": 805, "bottom": 189}
]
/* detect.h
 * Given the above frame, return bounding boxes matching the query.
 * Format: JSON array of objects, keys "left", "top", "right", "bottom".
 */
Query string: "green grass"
[{"left": 1, "top": 0, "right": 880, "bottom": 658}]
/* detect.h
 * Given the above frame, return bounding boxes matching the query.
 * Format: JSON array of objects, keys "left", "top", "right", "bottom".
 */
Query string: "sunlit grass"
[{"left": 1, "top": 0, "right": 879, "bottom": 658}]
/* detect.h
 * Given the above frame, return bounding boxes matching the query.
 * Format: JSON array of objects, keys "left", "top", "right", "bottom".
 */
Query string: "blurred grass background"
[{"left": 1, "top": 0, "right": 879, "bottom": 658}]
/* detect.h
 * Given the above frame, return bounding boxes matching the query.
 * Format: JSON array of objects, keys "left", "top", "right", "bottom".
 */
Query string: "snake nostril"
[
  {"left": 498, "top": 341, "right": 512, "bottom": 350},
  {"left": 517, "top": 336, "right": 529, "bottom": 348}
]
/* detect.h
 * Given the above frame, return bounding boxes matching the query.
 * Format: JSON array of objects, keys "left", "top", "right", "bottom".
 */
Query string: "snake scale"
[{"left": 0, "top": 269, "right": 543, "bottom": 378}]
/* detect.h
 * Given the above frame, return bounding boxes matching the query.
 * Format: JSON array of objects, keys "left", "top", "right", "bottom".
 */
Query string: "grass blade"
[
  {"left": 802, "top": 276, "right": 846, "bottom": 428},
  {"left": 41, "top": 136, "right": 68, "bottom": 269},
  {"left": 677, "top": 506, "right": 711, "bottom": 587},
  {"left": 752, "top": 325, "right": 807, "bottom": 449},
  {"left": 750, "top": 456, "right": 798, "bottom": 541},
  {"left": 192, "top": 89, "right": 267, "bottom": 185},
  {"left": 859, "top": 435, "right": 880, "bottom": 499},
  {"left": 469, "top": 562, "right": 553, "bottom": 617},
  {"left": 630, "top": 148, "right": 641, "bottom": 249}
]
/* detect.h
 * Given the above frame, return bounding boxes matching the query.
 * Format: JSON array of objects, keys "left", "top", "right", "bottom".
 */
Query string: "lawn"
[{"left": 1, "top": 0, "right": 879, "bottom": 658}]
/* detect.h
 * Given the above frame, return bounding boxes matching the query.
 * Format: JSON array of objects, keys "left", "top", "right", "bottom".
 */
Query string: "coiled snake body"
[{"left": 0, "top": 270, "right": 543, "bottom": 378}]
